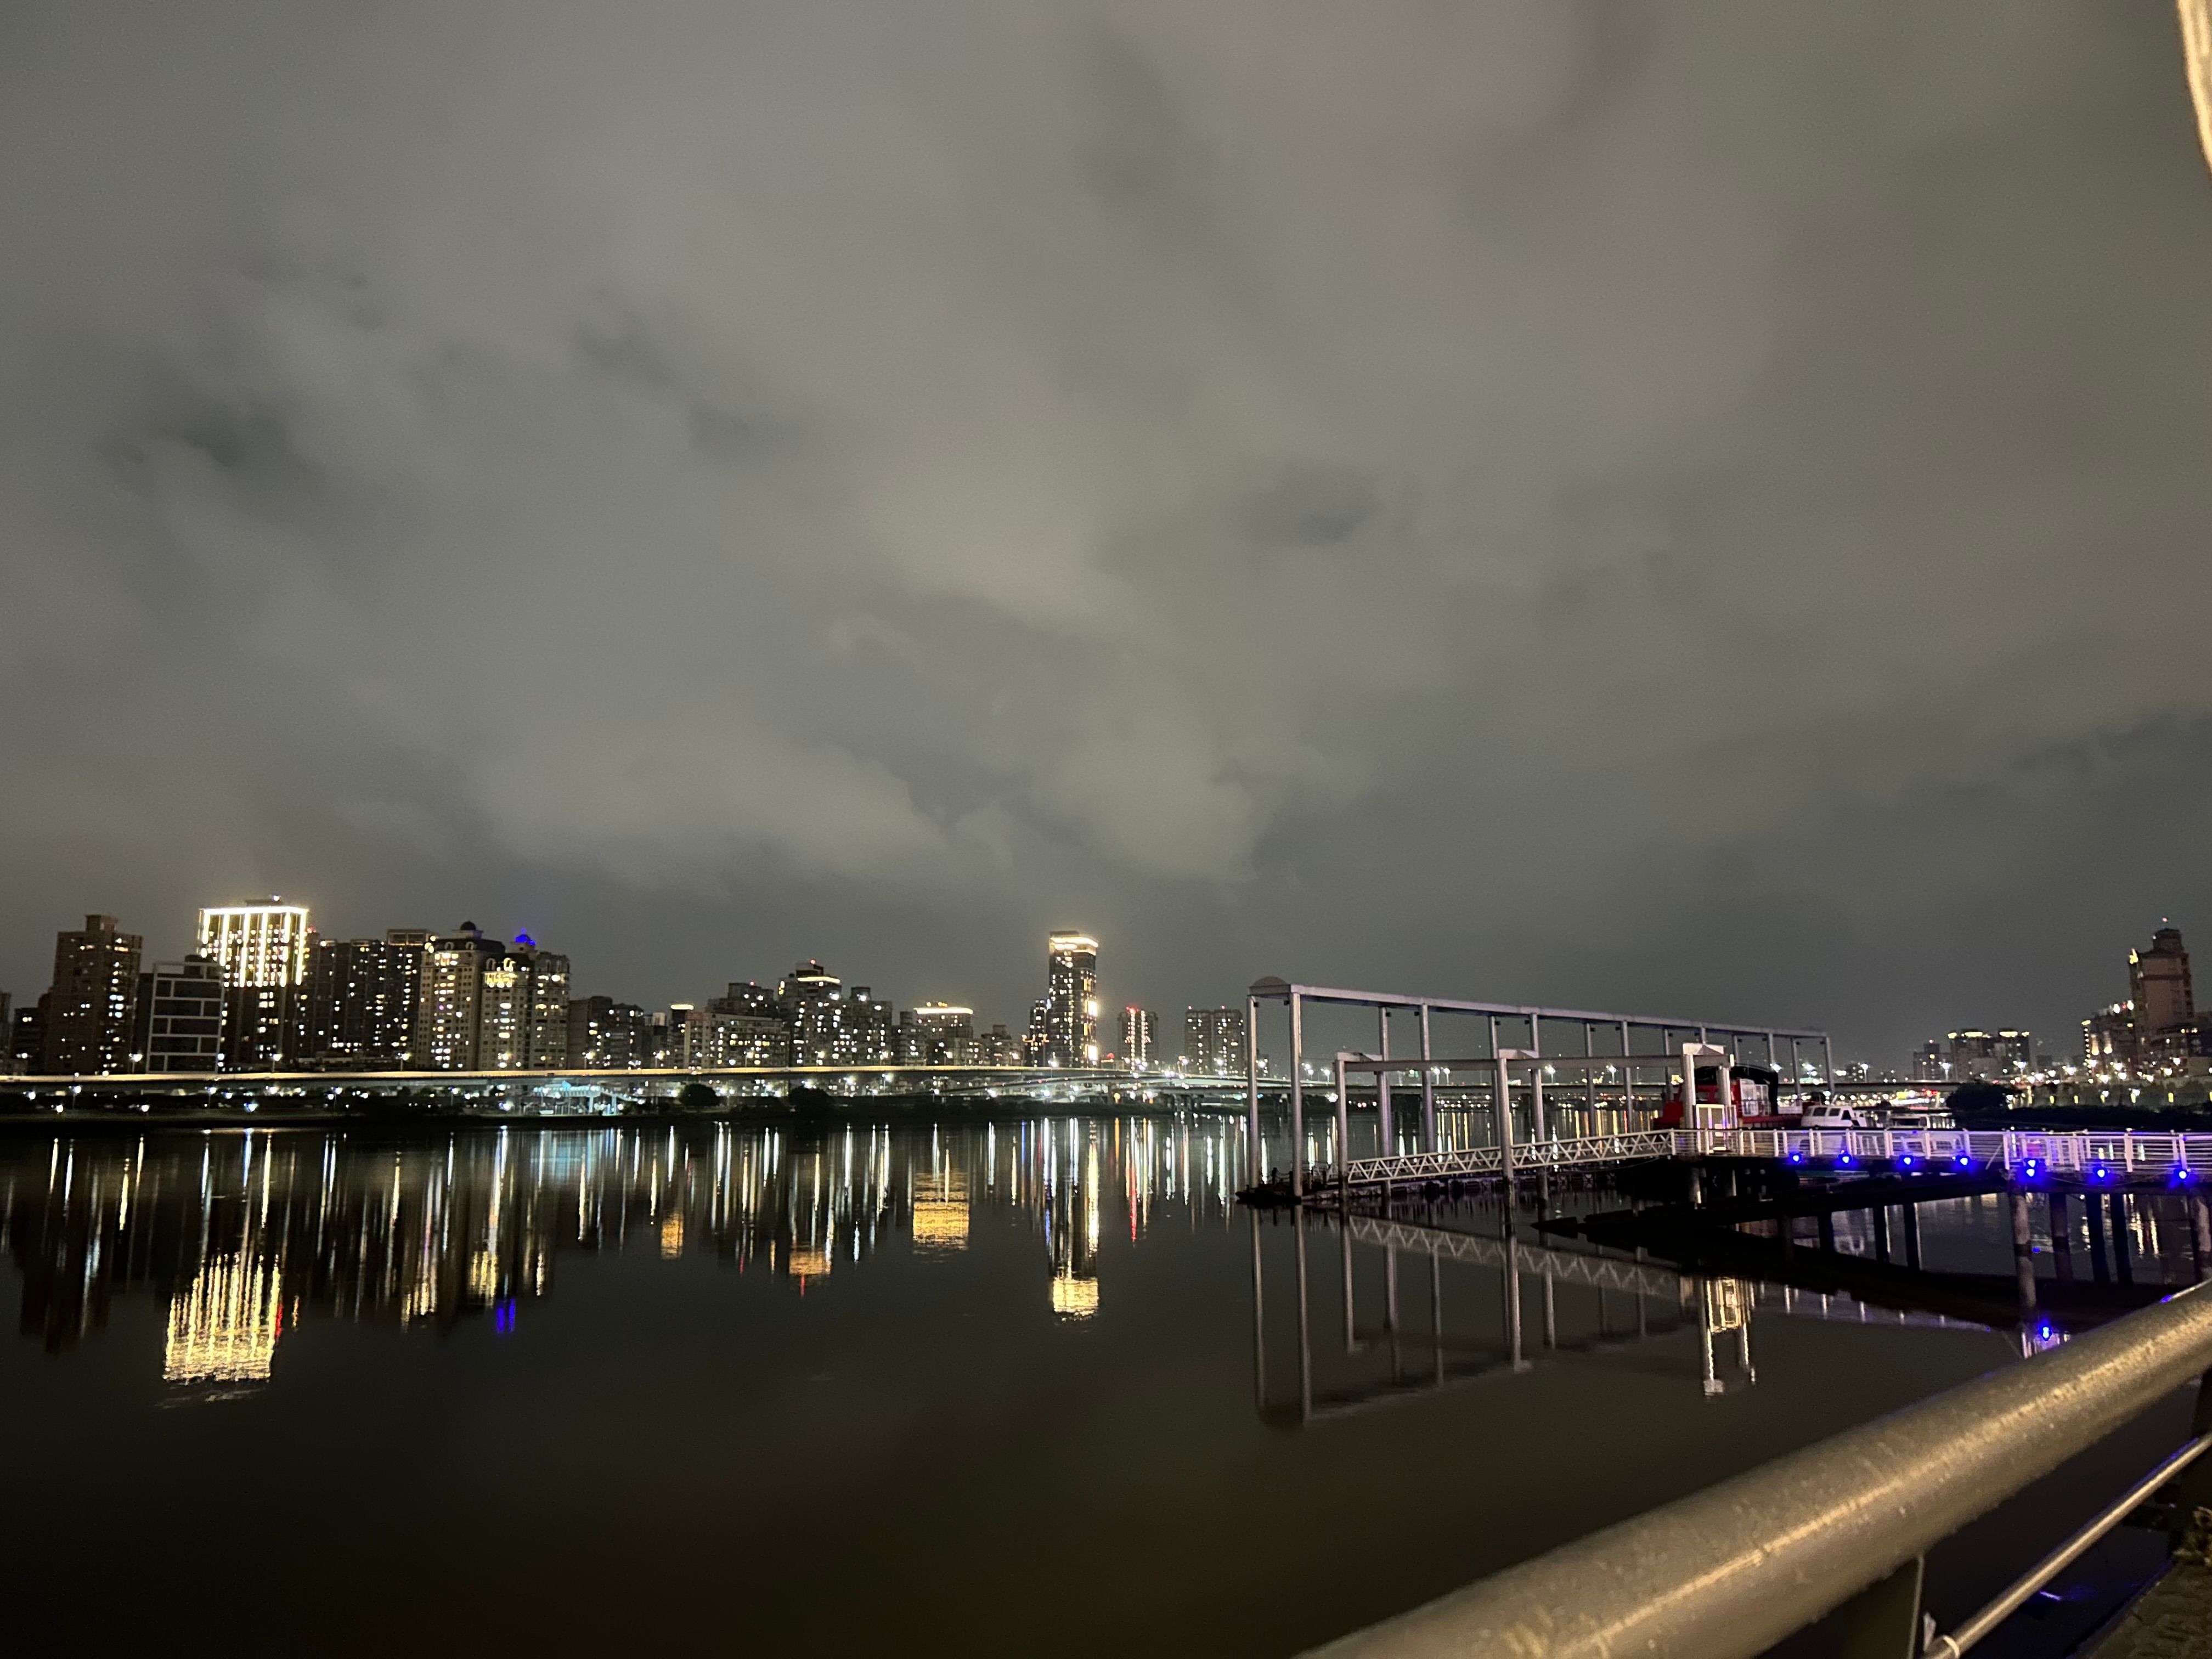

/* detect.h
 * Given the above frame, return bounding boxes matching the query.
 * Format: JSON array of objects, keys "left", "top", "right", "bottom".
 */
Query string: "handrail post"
[{"left": 1827, "top": 1555, "right": 1927, "bottom": 1659}]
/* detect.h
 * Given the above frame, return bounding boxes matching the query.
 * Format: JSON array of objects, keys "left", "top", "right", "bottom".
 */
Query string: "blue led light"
[
  {"left": 1955, "top": 1154, "right": 1971, "bottom": 1169},
  {"left": 1837, "top": 1153, "right": 1855, "bottom": 1167}
]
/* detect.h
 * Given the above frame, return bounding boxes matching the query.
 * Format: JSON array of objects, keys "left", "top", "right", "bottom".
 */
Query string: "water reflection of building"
[
  {"left": 1045, "top": 1126, "right": 1103, "bottom": 1318},
  {"left": 2, "top": 1114, "right": 1249, "bottom": 1381},
  {"left": 165, "top": 1254, "right": 286, "bottom": 1389},
  {"left": 912, "top": 1168, "right": 970, "bottom": 1252}
]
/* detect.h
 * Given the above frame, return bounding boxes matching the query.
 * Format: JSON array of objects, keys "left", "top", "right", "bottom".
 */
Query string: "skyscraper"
[
  {"left": 566, "top": 996, "right": 650, "bottom": 1068},
  {"left": 196, "top": 901, "right": 312, "bottom": 1070},
  {"left": 1044, "top": 932, "right": 1099, "bottom": 1066},
  {"left": 910, "top": 1004, "right": 978, "bottom": 1065},
  {"left": 42, "top": 915, "right": 142, "bottom": 1074},
  {"left": 1120, "top": 1007, "right": 1155, "bottom": 1067},
  {"left": 1945, "top": 1029, "right": 2030, "bottom": 1080},
  {"left": 2129, "top": 924, "right": 2193, "bottom": 1064},
  {"left": 1182, "top": 1006, "right": 1248, "bottom": 1077},
  {"left": 514, "top": 935, "right": 571, "bottom": 1068},
  {"left": 416, "top": 923, "right": 498, "bottom": 1070},
  {"left": 304, "top": 930, "right": 426, "bottom": 1068}
]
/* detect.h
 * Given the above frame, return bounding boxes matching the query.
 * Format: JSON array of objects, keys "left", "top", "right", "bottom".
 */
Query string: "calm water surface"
[{"left": 0, "top": 1115, "right": 2194, "bottom": 1656}]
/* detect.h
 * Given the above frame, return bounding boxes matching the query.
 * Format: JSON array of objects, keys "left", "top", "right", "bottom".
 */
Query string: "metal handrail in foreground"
[{"left": 1306, "top": 1281, "right": 2212, "bottom": 1659}]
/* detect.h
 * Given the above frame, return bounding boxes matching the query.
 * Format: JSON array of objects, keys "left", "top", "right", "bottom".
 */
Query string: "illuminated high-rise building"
[
  {"left": 513, "top": 935, "right": 570, "bottom": 1068},
  {"left": 1119, "top": 1007, "right": 1156, "bottom": 1067},
  {"left": 2130, "top": 925, "right": 2194, "bottom": 1064},
  {"left": 416, "top": 925, "right": 569, "bottom": 1071},
  {"left": 910, "top": 1004, "right": 978, "bottom": 1065},
  {"left": 304, "top": 930, "right": 426, "bottom": 1068},
  {"left": 1044, "top": 932, "right": 1099, "bottom": 1066},
  {"left": 196, "top": 901, "right": 312, "bottom": 1069},
  {"left": 416, "top": 923, "right": 496, "bottom": 1070},
  {"left": 42, "top": 914, "right": 143, "bottom": 1074},
  {"left": 1182, "top": 1006, "right": 1247, "bottom": 1077},
  {"left": 566, "top": 996, "right": 650, "bottom": 1068}
]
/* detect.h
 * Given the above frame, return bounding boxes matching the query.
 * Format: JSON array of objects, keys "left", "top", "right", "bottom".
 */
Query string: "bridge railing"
[
  {"left": 1306, "top": 1280, "right": 2212, "bottom": 1659},
  {"left": 1325, "top": 1126, "right": 2212, "bottom": 1190}
]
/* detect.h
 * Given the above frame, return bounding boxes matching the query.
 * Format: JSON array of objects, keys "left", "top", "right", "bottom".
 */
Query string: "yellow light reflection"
[{"left": 163, "top": 1255, "right": 284, "bottom": 1385}]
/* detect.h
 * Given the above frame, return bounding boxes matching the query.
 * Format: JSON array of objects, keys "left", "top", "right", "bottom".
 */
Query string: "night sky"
[{"left": 4, "top": 2, "right": 2210, "bottom": 1064}]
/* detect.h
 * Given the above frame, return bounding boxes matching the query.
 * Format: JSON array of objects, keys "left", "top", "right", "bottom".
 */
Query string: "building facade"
[
  {"left": 1945, "top": 1029, "right": 2031, "bottom": 1080},
  {"left": 2130, "top": 926, "right": 2195, "bottom": 1065},
  {"left": 304, "top": 930, "right": 426, "bottom": 1068},
  {"left": 137, "top": 957, "right": 225, "bottom": 1073},
  {"left": 909, "top": 1004, "right": 978, "bottom": 1065},
  {"left": 196, "top": 902, "right": 312, "bottom": 1070},
  {"left": 1120, "top": 1007, "right": 1156, "bottom": 1067},
  {"left": 42, "top": 915, "right": 143, "bottom": 1074},
  {"left": 1182, "top": 1006, "right": 1247, "bottom": 1076},
  {"left": 566, "top": 996, "right": 651, "bottom": 1068},
  {"left": 1043, "top": 933, "right": 1099, "bottom": 1066},
  {"left": 2083, "top": 1002, "right": 2136, "bottom": 1071}
]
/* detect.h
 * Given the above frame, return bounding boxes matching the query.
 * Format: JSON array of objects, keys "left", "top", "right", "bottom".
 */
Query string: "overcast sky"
[{"left": 4, "top": 1, "right": 2211, "bottom": 1063}]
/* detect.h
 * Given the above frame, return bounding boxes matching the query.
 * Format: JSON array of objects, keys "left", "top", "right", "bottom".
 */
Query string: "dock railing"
[{"left": 1305, "top": 1280, "right": 2212, "bottom": 1658}]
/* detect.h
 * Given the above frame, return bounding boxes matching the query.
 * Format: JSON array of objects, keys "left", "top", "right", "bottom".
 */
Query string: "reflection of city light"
[
  {"left": 660, "top": 1212, "right": 685, "bottom": 1259},
  {"left": 788, "top": 1245, "right": 831, "bottom": 1278},
  {"left": 912, "top": 1171, "right": 969, "bottom": 1251},
  {"left": 1050, "top": 1271, "right": 1099, "bottom": 1319},
  {"left": 163, "top": 1255, "right": 284, "bottom": 1385}
]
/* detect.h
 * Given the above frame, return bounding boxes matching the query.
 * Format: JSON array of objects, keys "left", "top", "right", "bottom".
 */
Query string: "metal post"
[
  {"left": 2110, "top": 1191, "right": 2133, "bottom": 1285},
  {"left": 1489, "top": 1014, "right": 1505, "bottom": 1150},
  {"left": 1902, "top": 1202, "right": 1922, "bottom": 1270},
  {"left": 2050, "top": 1191, "right": 2075, "bottom": 1284},
  {"left": 1334, "top": 1051, "right": 1351, "bottom": 1195},
  {"left": 1289, "top": 992, "right": 1305, "bottom": 1200},
  {"left": 1377, "top": 1005, "right": 1393, "bottom": 1154},
  {"left": 1584, "top": 1022, "right": 1598, "bottom": 1124},
  {"left": 1823, "top": 1035, "right": 1836, "bottom": 1093},
  {"left": 1496, "top": 1051, "right": 1516, "bottom": 1188},
  {"left": 1529, "top": 1014, "right": 1547, "bottom": 1144},
  {"left": 1419, "top": 1005, "right": 1436, "bottom": 1154},
  {"left": 2193, "top": 1192, "right": 2212, "bottom": 1279},
  {"left": 1871, "top": 1203, "right": 1891, "bottom": 1262},
  {"left": 1621, "top": 1019, "right": 1633, "bottom": 1114},
  {"left": 1245, "top": 992, "right": 1261, "bottom": 1179}
]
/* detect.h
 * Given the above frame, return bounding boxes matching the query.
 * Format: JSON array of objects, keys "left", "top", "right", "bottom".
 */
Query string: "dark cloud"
[{"left": 2, "top": 0, "right": 2210, "bottom": 1063}]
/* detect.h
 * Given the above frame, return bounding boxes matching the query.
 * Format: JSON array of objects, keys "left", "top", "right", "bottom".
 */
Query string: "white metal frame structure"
[{"left": 1245, "top": 978, "right": 1830, "bottom": 1199}]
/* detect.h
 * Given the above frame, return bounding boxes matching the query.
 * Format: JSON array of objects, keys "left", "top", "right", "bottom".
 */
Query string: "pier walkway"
[{"left": 1318, "top": 1126, "right": 2212, "bottom": 1194}]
